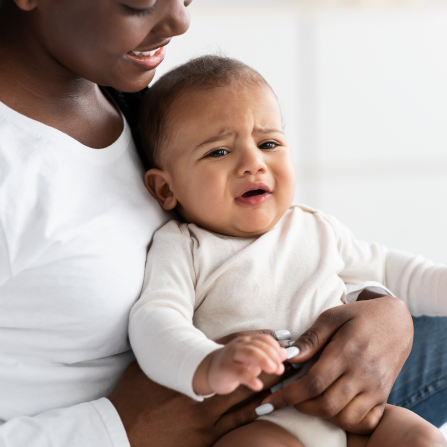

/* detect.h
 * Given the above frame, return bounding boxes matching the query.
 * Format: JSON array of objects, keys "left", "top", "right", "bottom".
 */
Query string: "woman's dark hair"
[{"left": 138, "top": 55, "right": 268, "bottom": 170}]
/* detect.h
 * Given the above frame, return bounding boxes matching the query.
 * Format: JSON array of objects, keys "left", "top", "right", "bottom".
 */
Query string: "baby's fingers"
[
  {"left": 234, "top": 344, "right": 283, "bottom": 375},
  {"left": 251, "top": 336, "right": 287, "bottom": 374},
  {"left": 232, "top": 364, "right": 264, "bottom": 392}
]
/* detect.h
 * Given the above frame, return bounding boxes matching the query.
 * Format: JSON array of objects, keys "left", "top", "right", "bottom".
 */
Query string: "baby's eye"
[
  {"left": 207, "top": 149, "right": 229, "bottom": 158},
  {"left": 259, "top": 141, "right": 278, "bottom": 150}
]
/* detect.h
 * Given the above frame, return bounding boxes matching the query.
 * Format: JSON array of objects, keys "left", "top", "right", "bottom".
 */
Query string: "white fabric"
[
  {"left": 130, "top": 204, "right": 447, "bottom": 447},
  {"left": 345, "top": 281, "right": 395, "bottom": 303},
  {"left": 0, "top": 100, "right": 169, "bottom": 447}
]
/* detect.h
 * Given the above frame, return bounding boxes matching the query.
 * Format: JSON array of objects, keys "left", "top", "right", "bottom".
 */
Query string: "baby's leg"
[
  {"left": 213, "top": 420, "right": 303, "bottom": 447},
  {"left": 347, "top": 404, "right": 447, "bottom": 447}
]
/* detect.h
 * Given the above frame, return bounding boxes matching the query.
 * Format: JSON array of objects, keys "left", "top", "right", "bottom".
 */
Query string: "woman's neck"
[{"left": 0, "top": 5, "right": 123, "bottom": 149}]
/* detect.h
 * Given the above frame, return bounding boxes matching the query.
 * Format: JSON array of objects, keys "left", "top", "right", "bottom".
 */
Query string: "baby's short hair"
[{"left": 138, "top": 55, "right": 269, "bottom": 170}]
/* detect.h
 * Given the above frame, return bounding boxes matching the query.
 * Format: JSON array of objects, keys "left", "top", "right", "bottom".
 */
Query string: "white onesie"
[{"left": 130, "top": 204, "right": 447, "bottom": 447}]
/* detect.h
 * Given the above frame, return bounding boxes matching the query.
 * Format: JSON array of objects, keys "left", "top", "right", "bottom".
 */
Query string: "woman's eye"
[
  {"left": 123, "top": 4, "right": 155, "bottom": 16},
  {"left": 207, "top": 149, "right": 229, "bottom": 158},
  {"left": 259, "top": 141, "right": 278, "bottom": 150}
]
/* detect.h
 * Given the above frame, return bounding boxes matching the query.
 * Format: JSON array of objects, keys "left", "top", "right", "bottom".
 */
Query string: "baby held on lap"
[{"left": 129, "top": 56, "right": 446, "bottom": 447}]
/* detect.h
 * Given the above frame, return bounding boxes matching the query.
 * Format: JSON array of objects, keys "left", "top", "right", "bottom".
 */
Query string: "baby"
[{"left": 130, "top": 56, "right": 446, "bottom": 447}]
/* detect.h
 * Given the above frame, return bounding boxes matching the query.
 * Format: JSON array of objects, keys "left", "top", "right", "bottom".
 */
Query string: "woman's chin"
[{"left": 107, "top": 69, "right": 157, "bottom": 93}]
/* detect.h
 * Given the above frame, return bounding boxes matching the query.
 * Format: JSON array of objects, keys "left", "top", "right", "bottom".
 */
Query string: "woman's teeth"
[{"left": 130, "top": 48, "right": 159, "bottom": 57}]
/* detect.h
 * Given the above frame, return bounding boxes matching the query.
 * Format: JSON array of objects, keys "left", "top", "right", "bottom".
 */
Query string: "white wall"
[{"left": 154, "top": 0, "right": 447, "bottom": 263}]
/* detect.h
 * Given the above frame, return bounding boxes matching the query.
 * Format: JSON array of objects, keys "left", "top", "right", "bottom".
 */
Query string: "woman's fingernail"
[
  {"left": 255, "top": 403, "right": 275, "bottom": 416},
  {"left": 285, "top": 346, "right": 300, "bottom": 359},
  {"left": 270, "top": 382, "right": 283, "bottom": 393},
  {"left": 273, "top": 330, "right": 292, "bottom": 341}
]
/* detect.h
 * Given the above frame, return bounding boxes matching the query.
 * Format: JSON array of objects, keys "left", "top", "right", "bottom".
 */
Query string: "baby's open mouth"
[
  {"left": 241, "top": 189, "right": 266, "bottom": 198},
  {"left": 236, "top": 185, "right": 272, "bottom": 206}
]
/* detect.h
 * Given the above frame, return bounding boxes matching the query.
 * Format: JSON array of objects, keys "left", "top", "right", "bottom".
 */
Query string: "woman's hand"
[
  {"left": 109, "top": 330, "right": 287, "bottom": 447},
  {"left": 261, "top": 296, "right": 413, "bottom": 434}
]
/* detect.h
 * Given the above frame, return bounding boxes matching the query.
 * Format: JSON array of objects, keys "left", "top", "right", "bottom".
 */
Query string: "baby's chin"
[{"left": 219, "top": 215, "right": 282, "bottom": 238}]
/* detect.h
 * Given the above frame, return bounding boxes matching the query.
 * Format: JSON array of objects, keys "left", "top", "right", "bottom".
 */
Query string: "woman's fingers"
[
  {"left": 295, "top": 373, "right": 358, "bottom": 419},
  {"left": 292, "top": 306, "right": 351, "bottom": 363},
  {"left": 262, "top": 346, "right": 347, "bottom": 409},
  {"left": 257, "top": 297, "right": 413, "bottom": 434}
]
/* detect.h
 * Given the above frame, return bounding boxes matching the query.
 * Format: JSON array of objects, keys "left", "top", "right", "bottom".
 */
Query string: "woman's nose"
[
  {"left": 152, "top": 0, "right": 192, "bottom": 38},
  {"left": 236, "top": 146, "right": 268, "bottom": 177}
]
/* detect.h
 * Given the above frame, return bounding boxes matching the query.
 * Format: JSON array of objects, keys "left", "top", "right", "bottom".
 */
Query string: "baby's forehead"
[{"left": 167, "top": 81, "right": 282, "bottom": 126}]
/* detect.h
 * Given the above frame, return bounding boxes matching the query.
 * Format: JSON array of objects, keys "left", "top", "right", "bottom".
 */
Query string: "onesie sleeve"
[
  {"left": 129, "top": 221, "right": 222, "bottom": 401},
  {"left": 322, "top": 212, "right": 447, "bottom": 317}
]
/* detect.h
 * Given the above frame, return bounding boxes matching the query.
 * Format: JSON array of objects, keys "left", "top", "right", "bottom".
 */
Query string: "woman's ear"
[
  {"left": 12, "top": 0, "right": 38, "bottom": 11},
  {"left": 145, "top": 169, "right": 178, "bottom": 211}
]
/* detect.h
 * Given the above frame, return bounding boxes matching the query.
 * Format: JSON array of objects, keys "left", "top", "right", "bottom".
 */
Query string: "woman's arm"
[{"left": 109, "top": 361, "right": 276, "bottom": 447}]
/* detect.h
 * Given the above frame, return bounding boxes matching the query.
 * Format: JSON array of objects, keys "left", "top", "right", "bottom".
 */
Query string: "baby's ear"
[{"left": 144, "top": 169, "right": 178, "bottom": 211}]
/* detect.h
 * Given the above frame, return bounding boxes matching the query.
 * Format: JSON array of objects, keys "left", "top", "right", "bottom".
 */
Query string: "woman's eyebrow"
[{"left": 195, "top": 131, "right": 235, "bottom": 150}]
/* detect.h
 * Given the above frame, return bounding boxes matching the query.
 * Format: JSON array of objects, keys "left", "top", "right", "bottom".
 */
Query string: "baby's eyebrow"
[
  {"left": 195, "top": 131, "right": 235, "bottom": 150},
  {"left": 253, "top": 127, "right": 285, "bottom": 136}
]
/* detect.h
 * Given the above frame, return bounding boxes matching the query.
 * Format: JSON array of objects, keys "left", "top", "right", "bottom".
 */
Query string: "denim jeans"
[{"left": 388, "top": 316, "right": 447, "bottom": 427}]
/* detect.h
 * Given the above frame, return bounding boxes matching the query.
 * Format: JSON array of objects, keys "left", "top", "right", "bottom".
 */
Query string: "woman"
[{"left": 0, "top": 0, "right": 444, "bottom": 446}]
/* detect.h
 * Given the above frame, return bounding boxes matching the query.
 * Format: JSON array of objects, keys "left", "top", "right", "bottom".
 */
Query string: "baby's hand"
[{"left": 193, "top": 335, "right": 287, "bottom": 396}]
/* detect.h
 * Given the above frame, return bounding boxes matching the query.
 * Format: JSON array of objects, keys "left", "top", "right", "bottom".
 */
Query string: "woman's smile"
[{"left": 126, "top": 46, "right": 166, "bottom": 71}]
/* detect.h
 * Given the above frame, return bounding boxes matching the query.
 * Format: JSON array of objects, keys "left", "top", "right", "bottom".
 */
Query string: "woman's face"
[{"left": 26, "top": 0, "right": 192, "bottom": 92}]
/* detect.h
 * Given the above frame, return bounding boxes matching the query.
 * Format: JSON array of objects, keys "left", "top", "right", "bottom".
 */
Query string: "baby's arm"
[
  {"left": 193, "top": 334, "right": 286, "bottom": 396},
  {"left": 130, "top": 221, "right": 287, "bottom": 400},
  {"left": 323, "top": 213, "right": 447, "bottom": 316},
  {"left": 130, "top": 221, "right": 222, "bottom": 400}
]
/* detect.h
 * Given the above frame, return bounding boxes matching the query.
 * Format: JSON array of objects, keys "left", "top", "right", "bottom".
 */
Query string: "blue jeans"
[{"left": 388, "top": 316, "right": 447, "bottom": 427}]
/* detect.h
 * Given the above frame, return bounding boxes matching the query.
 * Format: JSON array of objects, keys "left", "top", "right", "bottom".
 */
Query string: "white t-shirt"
[{"left": 0, "top": 100, "right": 169, "bottom": 447}]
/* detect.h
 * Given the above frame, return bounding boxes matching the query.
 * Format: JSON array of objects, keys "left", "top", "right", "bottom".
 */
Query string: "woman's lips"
[
  {"left": 125, "top": 46, "right": 166, "bottom": 71},
  {"left": 235, "top": 190, "right": 272, "bottom": 206}
]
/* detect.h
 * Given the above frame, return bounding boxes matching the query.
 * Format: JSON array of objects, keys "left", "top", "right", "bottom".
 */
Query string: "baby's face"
[{"left": 150, "top": 82, "right": 296, "bottom": 237}]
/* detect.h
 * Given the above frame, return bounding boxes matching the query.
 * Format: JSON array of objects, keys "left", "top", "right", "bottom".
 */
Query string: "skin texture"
[
  {"left": 0, "top": 0, "right": 191, "bottom": 148},
  {"left": 0, "top": 0, "right": 416, "bottom": 445},
  {"left": 109, "top": 334, "right": 289, "bottom": 447},
  {"left": 265, "top": 296, "right": 414, "bottom": 434},
  {"left": 145, "top": 82, "right": 296, "bottom": 237},
  {"left": 193, "top": 334, "right": 287, "bottom": 396},
  {"left": 213, "top": 421, "right": 304, "bottom": 447},
  {"left": 214, "top": 404, "right": 447, "bottom": 447},
  {"left": 347, "top": 404, "right": 447, "bottom": 447}
]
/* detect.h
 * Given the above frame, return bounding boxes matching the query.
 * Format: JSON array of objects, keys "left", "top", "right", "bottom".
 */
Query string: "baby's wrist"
[{"left": 193, "top": 351, "right": 217, "bottom": 396}]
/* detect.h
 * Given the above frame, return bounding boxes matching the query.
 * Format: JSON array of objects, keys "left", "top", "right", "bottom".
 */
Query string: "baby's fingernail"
[
  {"left": 255, "top": 403, "right": 275, "bottom": 416},
  {"left": 273, "top": 330, "right": 292, "bottom": 341},
  {"left": 285, "top": 346, "right": 300, "bottom": 359},
  {"left": 270, "top": 382, "right": 283, "bottom": 393}
]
